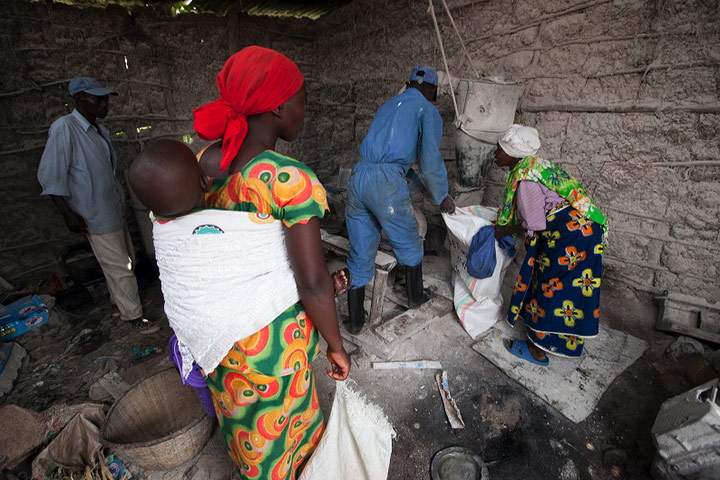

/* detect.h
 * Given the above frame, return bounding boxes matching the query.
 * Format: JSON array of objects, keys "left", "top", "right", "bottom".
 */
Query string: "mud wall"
[
  {"left": 311, "top": 0, "right": 720, "bottom": 304},
  {"left": 1, "top": 0, "right": 718, "bottom": 311},
  {"left": 0, "top": 1, "right": 318, "bottom": 285}
]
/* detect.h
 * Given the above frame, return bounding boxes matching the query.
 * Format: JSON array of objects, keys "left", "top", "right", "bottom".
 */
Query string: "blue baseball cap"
[
  {"left": 68, "top": 77, "right": 118, "bottom": 97},
  {"left": 409, "top": 66, "right": 438, "bottom": 86}
]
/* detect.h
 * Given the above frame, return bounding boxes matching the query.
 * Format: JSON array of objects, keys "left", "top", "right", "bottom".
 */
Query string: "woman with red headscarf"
[{"left": 193, "top": 46, "right": 351, "bottom": 479}]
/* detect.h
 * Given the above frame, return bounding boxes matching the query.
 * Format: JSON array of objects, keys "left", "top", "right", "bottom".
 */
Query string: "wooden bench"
[{"left": 320, "top": 229, "right": 397, "bottom": 325}]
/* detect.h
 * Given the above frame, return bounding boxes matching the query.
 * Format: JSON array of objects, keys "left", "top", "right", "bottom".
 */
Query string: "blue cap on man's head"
[
  {"left": 68, "top": 77, "right": 118, "bottom": 97},
  {"left": 408, "top": 66, "right": 438, "bottom": 86}
]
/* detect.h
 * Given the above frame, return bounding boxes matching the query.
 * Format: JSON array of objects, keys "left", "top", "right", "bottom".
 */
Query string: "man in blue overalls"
[{"left": 345, "top": 66, "right": 455, "bottom": 334}]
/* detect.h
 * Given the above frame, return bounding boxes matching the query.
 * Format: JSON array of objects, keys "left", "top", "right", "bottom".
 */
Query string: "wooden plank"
[
  {"left": 320, "top": 229, "right": 397, "bottom": 271},
  {"left": 374, "top": 297, "right": 455, "bottom": 344},
  {"left": 656, "top": 296, "right": 720, "bottom": 343},
  {"left": 378, "top": 284, "right": 409, "bottom": 309},
  {"left": 657, "top": 307, "right": 720, "bottom": 344},
  {"left": 659, "top": 292, "right": 720, "bottom": 311}
]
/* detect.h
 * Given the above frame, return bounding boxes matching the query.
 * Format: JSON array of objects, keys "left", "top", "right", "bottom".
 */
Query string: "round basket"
[{"left": 101, "top": 367, "right": 215, "bottom": 470}]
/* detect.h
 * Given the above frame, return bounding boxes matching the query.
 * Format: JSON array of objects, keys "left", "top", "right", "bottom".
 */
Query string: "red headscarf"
[{"left": 193, "top": 46, "right": 304, "bottom": 172}]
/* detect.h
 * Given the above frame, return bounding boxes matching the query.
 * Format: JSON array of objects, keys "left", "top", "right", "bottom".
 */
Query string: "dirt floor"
[{"left": 1, "top": 247, "right": 716, "bottom": 480}]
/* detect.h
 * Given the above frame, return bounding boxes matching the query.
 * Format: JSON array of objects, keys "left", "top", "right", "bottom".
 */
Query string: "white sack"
[
  {"left": 299, "top": 380, "right": 395, "bottom": 480},
  {"left": 442, "top": 206, "right": 515, "bottom": 339}
]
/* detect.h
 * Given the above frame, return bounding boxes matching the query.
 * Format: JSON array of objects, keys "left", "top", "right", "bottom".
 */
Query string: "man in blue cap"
[
  {"left": 344, "top": 66, "right": 455, "bottom": 334},
  {"left": 37, "top": 77, "right": 159, "bottom": 334}
]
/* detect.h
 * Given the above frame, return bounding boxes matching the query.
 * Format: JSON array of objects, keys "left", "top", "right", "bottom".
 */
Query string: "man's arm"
[
  {"left": 49, "top": 195, "right": 86, "bottom": 233},
  {"left": 405, "top": 168, "right": 426, "bottom": 196},
  {"left": 38, "top": 120, "right": 86, "bottom": 233},
  {"left": 417, "top": 107, "right": 454, "bottom": 212}
]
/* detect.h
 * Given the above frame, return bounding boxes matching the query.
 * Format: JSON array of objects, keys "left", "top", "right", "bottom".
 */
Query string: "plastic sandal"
[
  {"left": 131, "top": 317, "right": 160, "bottom": 335},
  {"left": 504, "top": 339, "right": 549, "bottom": 366}
]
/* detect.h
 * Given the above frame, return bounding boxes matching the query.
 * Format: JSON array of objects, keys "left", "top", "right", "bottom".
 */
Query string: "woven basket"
[{"left": 101, "top": 367, "right": 215, "bottom": 470}]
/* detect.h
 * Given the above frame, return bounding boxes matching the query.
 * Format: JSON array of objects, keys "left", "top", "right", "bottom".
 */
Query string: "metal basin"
[{"left": 431, "top": 446, "right": 490, "bottom": 480}]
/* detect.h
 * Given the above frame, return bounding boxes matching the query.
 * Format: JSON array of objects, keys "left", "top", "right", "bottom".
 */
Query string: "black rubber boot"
[
  {"left": 347, "top": 286, "right": 366, "bottom": 334},
  {"left": 406, "top": 263, "right": 431, "bottom": 308}
]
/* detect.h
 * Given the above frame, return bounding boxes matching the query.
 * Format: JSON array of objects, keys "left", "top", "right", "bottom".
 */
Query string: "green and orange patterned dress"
[{"left": 202, "top": 150, "right": 329, "bottom": 480}]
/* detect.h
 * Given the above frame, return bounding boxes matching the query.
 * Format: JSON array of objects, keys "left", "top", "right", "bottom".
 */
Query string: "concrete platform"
[{"left": 472, "top": 321, "right": 648, "bottom": 423}]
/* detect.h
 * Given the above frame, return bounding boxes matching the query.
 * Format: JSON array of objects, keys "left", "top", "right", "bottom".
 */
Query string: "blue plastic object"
[
  {"left": 0, "top": 295, "right": 49, "bottom": 341},
  {"left": 168, "top": 334, "right": 217, "bottom": 418},
  {"left": 466, "top": 226, "right": 516, "bottom": 279},
  {"left": 106, "top": 454, "right": 132, "bottom": 479}
]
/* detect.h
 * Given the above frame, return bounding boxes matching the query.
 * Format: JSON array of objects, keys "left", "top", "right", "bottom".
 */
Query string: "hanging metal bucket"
[{"left": 454, "top": 78, "right": 524, "bottom": 190}]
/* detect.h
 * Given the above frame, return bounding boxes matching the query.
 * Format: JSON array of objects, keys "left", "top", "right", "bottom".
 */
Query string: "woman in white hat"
[{"left": 493, "top": 125, "right": 608, "bottom": 365}]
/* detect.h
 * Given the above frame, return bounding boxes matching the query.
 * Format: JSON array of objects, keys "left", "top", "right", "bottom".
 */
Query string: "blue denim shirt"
[
  {"left": 37, "top": 109, "right": 125, "bottom": 235},
  {"left": 358, "top": 88, "right": 448, "bottom": 205}
]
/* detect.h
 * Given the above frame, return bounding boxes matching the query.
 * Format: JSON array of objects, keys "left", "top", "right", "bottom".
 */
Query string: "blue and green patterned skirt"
[{"left": 508, "top": 205, "right": 605, "bottom": 357}]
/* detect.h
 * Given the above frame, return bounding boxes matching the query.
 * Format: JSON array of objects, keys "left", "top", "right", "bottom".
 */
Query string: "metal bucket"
[{"left": 454, "top": 78, "right": 524, "bottom": 190}]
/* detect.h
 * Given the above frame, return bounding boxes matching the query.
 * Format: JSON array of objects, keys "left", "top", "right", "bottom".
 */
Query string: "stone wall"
[
  {"left": 1, "top": 0, "right": 718, "bottom": 312},
  {"left": 0, "top": 1, "right": 318, "bottom": 284},
  {"left": 311, "top": 0, "right": 720, "bottom": 304}
]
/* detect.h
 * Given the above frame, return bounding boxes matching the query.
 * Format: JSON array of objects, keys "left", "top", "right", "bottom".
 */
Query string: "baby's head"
[{"left": 129, "top": 139, "right": 208, "bottom": 217}]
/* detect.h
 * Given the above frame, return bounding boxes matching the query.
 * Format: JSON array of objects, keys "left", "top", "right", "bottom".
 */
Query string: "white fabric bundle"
[
  {"left": 300, "top": 380, "right": 396, "bottom": 480},
  {"left": 153, "top": 209, "right": 299, "bottom": 376}
]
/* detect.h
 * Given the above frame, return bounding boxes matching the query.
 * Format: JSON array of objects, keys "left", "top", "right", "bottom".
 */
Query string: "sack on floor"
[
  {"left": 299, "top": 380, "right": 395, "bottom": 480},
  {"left": 442, "top": 206, "right": 515, "bottom": 339}
]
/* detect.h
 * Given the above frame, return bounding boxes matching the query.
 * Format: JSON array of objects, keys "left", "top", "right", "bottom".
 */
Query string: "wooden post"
[{"left": 369, "top": 269, "right": 389, "bottom": 325}]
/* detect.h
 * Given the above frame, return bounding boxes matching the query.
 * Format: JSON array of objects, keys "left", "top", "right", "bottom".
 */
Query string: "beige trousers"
[{"left": 86, "top": 225, "right": 142, "bottom": 321}]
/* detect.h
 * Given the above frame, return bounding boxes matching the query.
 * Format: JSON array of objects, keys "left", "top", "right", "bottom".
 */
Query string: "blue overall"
[{"left": 345, "top": 88, "right": 448, "bottom": 288}]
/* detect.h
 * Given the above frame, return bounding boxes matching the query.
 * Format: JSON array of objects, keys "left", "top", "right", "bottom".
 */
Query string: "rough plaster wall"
[
  {"left": 1, "top": 0, "right": 718, "bottom": 310},
  {"left": 0, "top": 1, "right": 317, "bottom": 284},
  {"left": 311, "top": 0, "right": 720, "bottom": 303}
]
